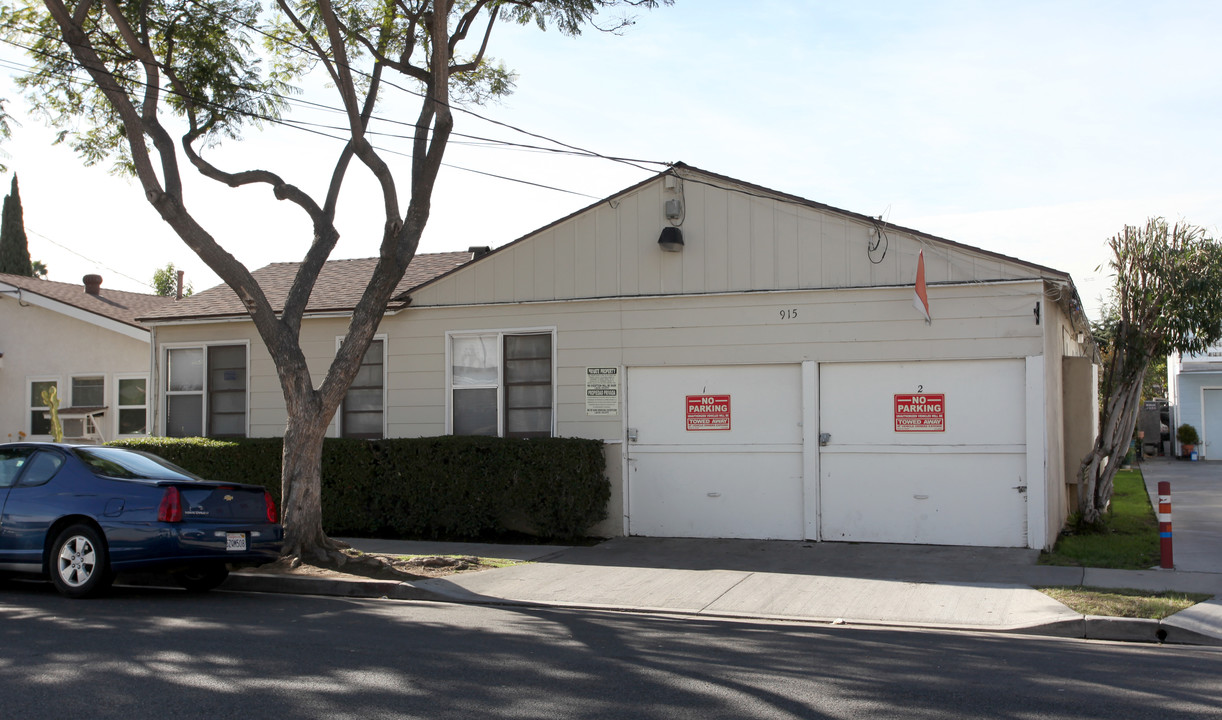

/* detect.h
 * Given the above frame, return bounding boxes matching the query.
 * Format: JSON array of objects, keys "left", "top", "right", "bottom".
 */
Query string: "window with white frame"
[
  {"left": 341, "top": 338, "right": 385, "bottom": 439},
  {"left": 449, "top": 330, "right": 554, "bottom": 439},
  {"left": 64, "top": 375, "right": 105, "bottom": 438},
  {"left": 71, "top": 376, "right": 104, "bottom": 407},
  {"left": 116, "top": 376, "right": 149, "bottom": 436},
  {"left": 28, "top": 379, "right": 57, "bottom": 436},
  {"left": 165, "top": 345, "right": 247, "bottom": 438}
]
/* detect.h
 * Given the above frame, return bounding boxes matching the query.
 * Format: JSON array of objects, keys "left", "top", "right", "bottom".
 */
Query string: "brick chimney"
[{"left": 83, "top": 274, "right": 103, "bottom": 295}]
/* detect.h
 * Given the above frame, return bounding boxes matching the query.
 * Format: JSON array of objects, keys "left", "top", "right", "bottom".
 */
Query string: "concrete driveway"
[{"left": 1141, "top": 458, "right": 1222, "bottom": 572}]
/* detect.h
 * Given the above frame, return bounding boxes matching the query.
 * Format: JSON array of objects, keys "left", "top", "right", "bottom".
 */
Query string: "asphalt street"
[{"left": 3, "top": 581, "right": 1222, "bottom": 719}]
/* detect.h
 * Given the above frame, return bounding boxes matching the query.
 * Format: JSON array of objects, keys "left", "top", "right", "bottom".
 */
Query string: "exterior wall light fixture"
[{"left": 658, "top": 226, "right": 684, "bottom": 252}]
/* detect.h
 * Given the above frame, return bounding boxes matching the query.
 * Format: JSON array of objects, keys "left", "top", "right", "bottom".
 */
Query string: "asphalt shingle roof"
[
  {"left": 138, "top": 252, "right": 474, "bottom": 322},
  {"left": 0, "top": 272, "right": 175, "bottom": 329}
]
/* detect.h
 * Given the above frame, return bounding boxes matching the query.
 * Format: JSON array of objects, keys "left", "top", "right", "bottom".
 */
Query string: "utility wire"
[
  {"left": 0, "top": 12, "right": 669, "bottom": 171},
  {"left": 173, "top": 0, "right": 667, "bottom": 175},
  {"left": 0, "top": 34, "right": 666, "bottom": 204},
  {"left": 26, "top": 227, "right": 156, "bottom": 290},
  {"left": 0, "top": 37, "right": 624, "bottom": 200}
]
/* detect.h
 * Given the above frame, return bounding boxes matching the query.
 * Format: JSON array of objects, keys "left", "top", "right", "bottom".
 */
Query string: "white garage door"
[
  {"left": 1203, "top": 389, "right": 1222, "bottom": 460},
  {"left": 626, "top": 365, "right": 804, "bottom": 539},
  {"left": 819, "top": 359, "right": 1028, "bottom": 547}
]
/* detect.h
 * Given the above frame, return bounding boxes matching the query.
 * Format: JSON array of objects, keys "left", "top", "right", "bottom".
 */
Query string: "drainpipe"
[{"left": 149, "top": 325, "right": 159, "bottom": 437}]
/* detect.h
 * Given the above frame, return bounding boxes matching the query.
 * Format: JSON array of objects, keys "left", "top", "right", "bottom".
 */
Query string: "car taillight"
[
  {"left": 264, "top": 491, "right": 278, "bottom": 523},
  {"left": 158, "top": 487, "right": 183, "bottom": 523}
]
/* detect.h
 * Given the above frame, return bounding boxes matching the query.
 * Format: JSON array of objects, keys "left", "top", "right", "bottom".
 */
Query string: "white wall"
[
  {"left": 153, "top": 278, "right": 1051, "bottom": 541},
  {"left": 411, "top": 170, "right": 1056, "bottom": 308},
  {"left": 0, "top": 294, "right": 150, "bottom": 442}
]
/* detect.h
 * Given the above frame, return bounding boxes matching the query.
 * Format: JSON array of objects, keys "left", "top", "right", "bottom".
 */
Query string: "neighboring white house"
[
  {"left": 140, "top": 164, "right": 1099, "bottom": 550},
  {"left": 0, "top": 273, "right": 172, "bottom": 443},
  {"left": 1167, "top": 344, "right": 1222, "bottom": 458}
]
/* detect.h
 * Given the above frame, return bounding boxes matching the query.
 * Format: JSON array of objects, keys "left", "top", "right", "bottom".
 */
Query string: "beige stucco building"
[
  {"left": 143, "top": 165, "right": 1099, "bottom": 549},
  {"left": 1, "top": 273, "right": 171, "bottom": 444}
]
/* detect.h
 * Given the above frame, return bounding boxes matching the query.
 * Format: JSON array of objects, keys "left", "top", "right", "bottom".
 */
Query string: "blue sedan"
[{"left": 0, "top": 443, "right": 283, "bottom": 598}]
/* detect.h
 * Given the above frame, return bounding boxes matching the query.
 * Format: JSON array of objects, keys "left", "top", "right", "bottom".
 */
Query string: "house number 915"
[{"left": 779, "top": 308, "right": 798, "bottom": 320}]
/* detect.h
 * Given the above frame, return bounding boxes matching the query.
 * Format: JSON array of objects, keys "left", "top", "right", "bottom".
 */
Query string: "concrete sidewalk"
[
  {"left": 225, "top": 535, "right": 1222, "bottom": 646},
  {"left": 223, "top": 457, "right": 1222, "bottom": 645}
]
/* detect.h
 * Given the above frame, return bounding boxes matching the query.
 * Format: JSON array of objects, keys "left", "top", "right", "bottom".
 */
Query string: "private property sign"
[
  {"left": 894, "top": 393, "right": 945, "bottom": 432},
  {"left": 686, "top": 395, "right": 731, "bottom": 431}
]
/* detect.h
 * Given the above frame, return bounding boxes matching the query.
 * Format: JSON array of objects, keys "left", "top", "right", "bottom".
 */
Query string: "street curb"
[
  {"left": 223, "top": 572, "right": 1222, "bottom": 645},
  {"left": 1160, "top": 623, "right": 1222, "bottom": 646},
  {"left": 223, "top": 572, "right": 454, "bottom": 602},
  {"left": 1084, "top": 615, "right": 1163, "bottom": 643}
]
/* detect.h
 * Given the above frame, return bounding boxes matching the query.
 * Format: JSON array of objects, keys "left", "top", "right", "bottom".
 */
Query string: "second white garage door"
[{"left": 819, "top": 359, "right": 1029, "bottom": 547}]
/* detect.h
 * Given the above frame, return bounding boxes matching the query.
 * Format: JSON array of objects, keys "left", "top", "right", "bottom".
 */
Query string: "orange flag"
[{"left": 913, "top": 249, "right": 931, "bottom": 324}]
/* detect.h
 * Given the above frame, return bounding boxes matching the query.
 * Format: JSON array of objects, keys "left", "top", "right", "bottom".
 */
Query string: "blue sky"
[{"left": 2, "top": 0, "right": 1220, "bottom": 321}]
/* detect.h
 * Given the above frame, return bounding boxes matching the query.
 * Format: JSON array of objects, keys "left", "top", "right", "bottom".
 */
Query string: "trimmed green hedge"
[{"left": 110, "top": 436, "right": 609, "bottom": 540}]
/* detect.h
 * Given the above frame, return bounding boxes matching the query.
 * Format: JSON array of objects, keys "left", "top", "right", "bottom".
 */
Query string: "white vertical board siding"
[
  {"left": 407, "top": 173, "right": 1049, "bottom": 309},
  {"left": 533, "top": 230, "right": 556, "bottom": 301},
  {"left": 575, "top": 212, "right": 598, "bottom": 298},
  {"left": 620, "top": 192, "right": 641, "bottom": 296},
  {"left": 679, "top": 183, "right": 705, "bottom": 294},
  {"left": 750, "top": 198, "right": 776, "bottom": 289},
  {"left": 1026, "top": 355, "right": 1049, "bottom": 550},
  {"left": 776, "top": 206, "right": 800, "bottom": 289},
  {"left": 1040, "top": 299, "right": 1073, "bottom": 547},
  {"left": 820, "top": 215, "right": 850, "bottom": 288},
  {"left": 555, "top": 223, "right": 577, "bottom": 299},
  {"left": 700, "top": 181, "right": 730, "bottom": 293}
]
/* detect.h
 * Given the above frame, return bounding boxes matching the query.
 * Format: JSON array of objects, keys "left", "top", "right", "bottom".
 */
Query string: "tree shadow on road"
[{"left": 1, "top": 581, "right": 1220, "bottom": 719}]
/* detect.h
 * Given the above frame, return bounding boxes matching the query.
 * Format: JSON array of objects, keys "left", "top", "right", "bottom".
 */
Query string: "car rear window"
[
  {"left": 0, "top": 448, "right": 34, "bottom": 488},
  {"left": 74, "top": 447, "right": 205, "bottom": 482}
]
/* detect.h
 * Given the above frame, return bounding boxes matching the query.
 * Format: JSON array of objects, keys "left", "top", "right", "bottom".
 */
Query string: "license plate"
[{"left": 226, "top": 532, "right": 247, "bottom": 552}]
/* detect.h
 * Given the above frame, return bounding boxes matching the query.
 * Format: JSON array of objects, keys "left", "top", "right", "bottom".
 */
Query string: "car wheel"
[
  {"left": 175, "top": 564, "right": 230, "bottom": 593},
  {"left": 50, "top": 524, "right": 114, "bottom": 599}
]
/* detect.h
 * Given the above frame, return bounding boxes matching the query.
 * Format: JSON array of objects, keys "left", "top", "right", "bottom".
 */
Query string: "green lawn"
[
  {"left": 1039, "top": 586, "right": 1210, "bottom": 619},
  {"left": 1039, "top": 468, "right": 1161, "bottom": 570},
  {"left": 1035, "top": 467, "right": 1216, "bottom": 619}
]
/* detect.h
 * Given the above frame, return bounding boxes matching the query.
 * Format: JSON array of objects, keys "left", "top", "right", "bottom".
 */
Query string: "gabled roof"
[
  {"left": 139, "top": 252, "right": 475, "bottom": 323},
  {"left": 0, "top": 272, "right": 174, "bottom": 329}
]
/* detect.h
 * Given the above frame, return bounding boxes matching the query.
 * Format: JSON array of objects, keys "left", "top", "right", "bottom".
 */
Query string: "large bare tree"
[
  {"left": 1078, "top": 218, "right": 1222, "bottom": 524},
  {"left": 3, "top": 0, "right": 666, "bottom": 561}
]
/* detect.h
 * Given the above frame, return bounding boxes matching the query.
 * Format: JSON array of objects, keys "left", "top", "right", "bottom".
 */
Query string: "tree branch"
[
  {"left": 98, "top": 0, "right": 185, "bottom": 201},
  {"left": 275, "top": 0, "right": 343, "bottom": 89},
  {"left": 448, "top": 0, "right": 493, "bottom": 64}
]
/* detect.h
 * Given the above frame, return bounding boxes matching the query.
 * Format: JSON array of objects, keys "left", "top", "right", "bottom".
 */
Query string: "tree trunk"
[
  {"left": 1077, "top": 365, "right": 1146, "bottom": 524},
  {"left": 279, "top": 407, "right": 336, "bottom": 561}
]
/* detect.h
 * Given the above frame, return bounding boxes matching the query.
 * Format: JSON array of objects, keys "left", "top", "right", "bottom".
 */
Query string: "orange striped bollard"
[{"left": 1158, "top": 480, "right": 1173, "bottom": 569}]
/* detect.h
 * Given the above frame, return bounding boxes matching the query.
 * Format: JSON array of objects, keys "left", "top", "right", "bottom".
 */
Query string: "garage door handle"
[{"left": 819, "top": 433, "right": 831, "bottom": 446}]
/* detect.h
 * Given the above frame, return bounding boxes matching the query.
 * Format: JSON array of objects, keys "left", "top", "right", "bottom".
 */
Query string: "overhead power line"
[
  {"left": 26, "top": 227, "right": 156, "bottom": 290},
  {"left": 0, "top": 17, "right": 670, "bottom": 193}
]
